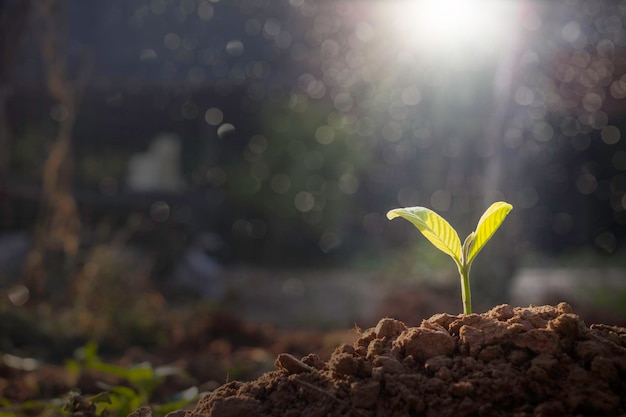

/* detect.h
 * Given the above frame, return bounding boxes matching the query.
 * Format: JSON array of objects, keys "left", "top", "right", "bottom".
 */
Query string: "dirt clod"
[
  {"left": 182, "top": 304, "right": 626, "bottom": 417},
  {"left": 374, "top": 318, "right": 407, "bottom": 339},
  {"left": 275, "top": 353, "right": 314, "bottom": 375}
]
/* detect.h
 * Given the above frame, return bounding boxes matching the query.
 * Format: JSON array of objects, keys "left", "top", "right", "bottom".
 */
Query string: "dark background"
[{"left": 1, "top": 0, "right": 626, "bottom": 308}]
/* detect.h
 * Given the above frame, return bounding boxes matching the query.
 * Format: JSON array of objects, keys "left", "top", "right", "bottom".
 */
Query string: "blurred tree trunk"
[
  {"left": 23, "top": 0, "right": 91, "bottom": 299},
  {"left": 0, "top": 0, "right": 33, "bottom": 228}
]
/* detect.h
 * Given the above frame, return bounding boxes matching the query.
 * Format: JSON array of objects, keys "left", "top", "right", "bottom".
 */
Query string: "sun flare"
[{"left": 383, "top": 0, "right": 519, "bottom": 55}]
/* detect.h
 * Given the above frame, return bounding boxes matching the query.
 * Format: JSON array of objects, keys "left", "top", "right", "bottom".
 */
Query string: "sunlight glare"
[{"left": 385, "top": 0, "right": 518, "bottom": 55}]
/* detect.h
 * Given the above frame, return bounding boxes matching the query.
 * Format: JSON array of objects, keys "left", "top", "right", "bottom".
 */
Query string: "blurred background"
[{"left": 1, "top": 0, "right": 626, "bottom": 371}]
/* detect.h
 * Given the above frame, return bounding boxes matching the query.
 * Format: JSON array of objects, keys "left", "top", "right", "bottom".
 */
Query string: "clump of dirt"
[{"left": 183, "top": 303, "right": 626, "bottom": 417}]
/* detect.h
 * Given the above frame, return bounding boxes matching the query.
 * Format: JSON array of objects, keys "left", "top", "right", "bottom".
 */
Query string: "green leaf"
[
  {"left": 466, "top": 201, "right": 513, "bottom": 266},
  {"left": 109, "top": 385, "right": 138, "bottom": 399},
  {"left": 387, "top": 206, "right": 462, "bottom": 266},
  {"left": 89, "top": 392, "right": 112, "bottom": 404}
]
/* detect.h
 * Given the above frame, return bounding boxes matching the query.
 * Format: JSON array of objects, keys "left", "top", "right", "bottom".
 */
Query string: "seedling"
[{"left": 387, "top": 201, "right": 513, "bottom": 315}]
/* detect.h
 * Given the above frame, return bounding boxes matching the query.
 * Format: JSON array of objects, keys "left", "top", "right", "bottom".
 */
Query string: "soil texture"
[{"left": 182, "top": 303, "right": 626, "bottom": 417}]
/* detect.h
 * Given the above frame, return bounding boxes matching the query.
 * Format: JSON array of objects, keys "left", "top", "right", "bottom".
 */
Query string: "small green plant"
[
  {"left": 64, "top": 341, "right": 197, "bottom": 417},
  {"left": 387, "top": 201, "right": 513, "bottom": 315}
]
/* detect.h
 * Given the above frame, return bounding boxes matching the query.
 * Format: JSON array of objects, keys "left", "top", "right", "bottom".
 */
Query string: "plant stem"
[{"left": 460, "top": 267, "right": 472, "bottom": 315}]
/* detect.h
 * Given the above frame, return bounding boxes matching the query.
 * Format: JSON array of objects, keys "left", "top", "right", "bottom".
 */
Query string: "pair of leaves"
[{"left": 386, "top": 201, "right": 513, "bottom": 271}]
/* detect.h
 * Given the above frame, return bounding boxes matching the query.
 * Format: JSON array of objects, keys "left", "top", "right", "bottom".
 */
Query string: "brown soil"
[{"left": 181, "top": 303, "right": 626, "bottom": 417}]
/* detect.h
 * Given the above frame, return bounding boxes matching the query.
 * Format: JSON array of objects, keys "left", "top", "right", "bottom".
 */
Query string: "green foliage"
[
  {"left": 0, "top": 342, "right": 198, "bottom": 417},
  {"left": 63, "top": 390, "right": 111, "bottom": 417},
  {"left": 387, "top": 201, "right": 513, "bottom": 314},
  {"left": 65, "top": 341, "right": 197, "bottom": 417},
  {"left": 0, "top": 397, "right": 64, "bottom": 417}
]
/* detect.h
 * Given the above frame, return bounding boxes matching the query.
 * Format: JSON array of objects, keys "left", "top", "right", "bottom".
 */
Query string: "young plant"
[{"left": 387, "top": 201, "right": 513, "bottom": 315}]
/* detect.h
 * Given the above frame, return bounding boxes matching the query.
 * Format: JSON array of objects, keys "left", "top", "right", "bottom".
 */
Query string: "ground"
[
  {"left": 179, "top": 303, "right": 626, "bottom": 417},
  {"left": 1, "top": 268, "right": 625, "bottom": 416}
]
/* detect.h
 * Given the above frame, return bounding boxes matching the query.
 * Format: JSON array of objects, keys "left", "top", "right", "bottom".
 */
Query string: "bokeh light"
[{"left": 5, "top": 0, "right": 626, "bottom": 287}]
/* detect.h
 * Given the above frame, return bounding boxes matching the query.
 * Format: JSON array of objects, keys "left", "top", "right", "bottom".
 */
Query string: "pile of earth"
[{"left": 160, "top": 303, "right": 625, "bottom": 417}]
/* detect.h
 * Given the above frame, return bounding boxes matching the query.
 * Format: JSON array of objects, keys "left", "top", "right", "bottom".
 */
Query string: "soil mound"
[{"left": 182, "top": 303, "right": 626, "bottom": 417}]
